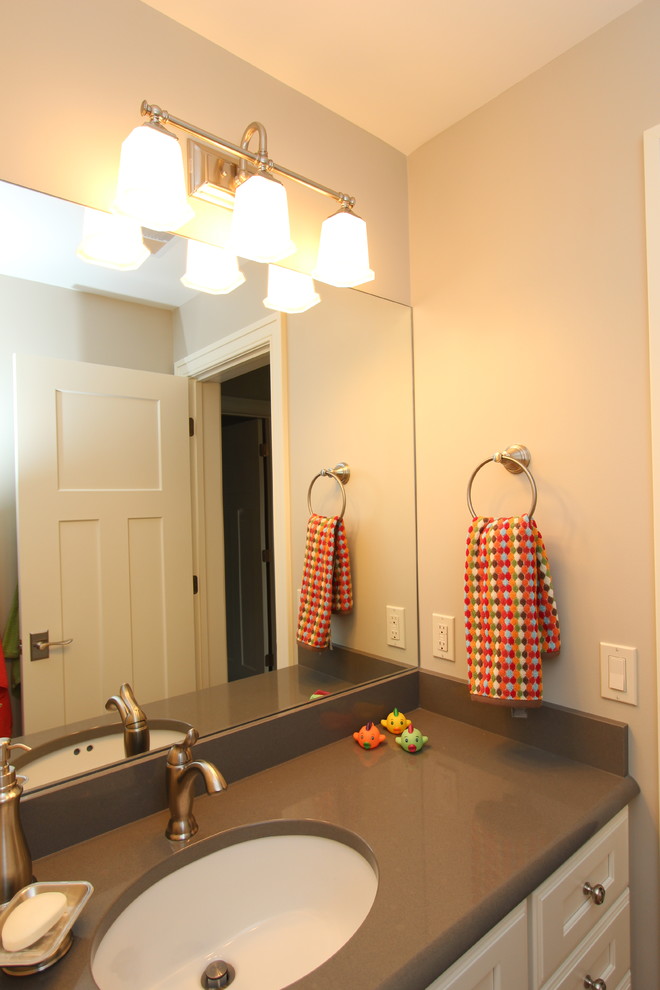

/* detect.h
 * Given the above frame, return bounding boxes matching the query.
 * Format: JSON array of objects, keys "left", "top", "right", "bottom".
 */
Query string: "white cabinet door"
[
  {"left": 530, "top": 809, "right": 629, "bottom": 988},
  {"left": 14, "top": 354, "right": 196, "bottom": 732},
  {"left": 540, "top": 890, "right": 630, "bottom": 990},
  {"left": 426, "top": 903, "right": 528, "bottom": 990}
]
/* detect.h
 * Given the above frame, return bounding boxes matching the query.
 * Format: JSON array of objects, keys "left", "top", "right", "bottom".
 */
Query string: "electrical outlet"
[
  {"left": 386, "top": 606, "right": 406, "bottom": 649},
  {"left": 432, "top": 613, "right": 455, "bottom": 660}
]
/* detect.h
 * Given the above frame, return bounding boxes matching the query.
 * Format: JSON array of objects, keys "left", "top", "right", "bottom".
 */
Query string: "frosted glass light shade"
[
  {"left": 180, "top": 239, "right": 245, "bottom": 295},
  {"left": 313, "top": 209, "right": 375, "bottom": 287},
  {"left": 113, "top": 124, "right": 194, "bottom": 232},
  {"left": 230, "top": 174, "right": 295, "bottom": 263},
  {"left": 76, "top": 208, "right": 149, "bottom": 271},
  {"left": 263, "top": 265, "right": 321, "bottom": 314}
]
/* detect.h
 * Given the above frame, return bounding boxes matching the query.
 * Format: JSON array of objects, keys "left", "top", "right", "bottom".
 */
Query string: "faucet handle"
[{"left": 167, "top": 727, "right": 200, "bottom": 767}]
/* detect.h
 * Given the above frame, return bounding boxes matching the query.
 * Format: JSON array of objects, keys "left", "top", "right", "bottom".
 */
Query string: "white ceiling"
[{"left": 142, "top": 0, "right": 641, "bottom": 154}]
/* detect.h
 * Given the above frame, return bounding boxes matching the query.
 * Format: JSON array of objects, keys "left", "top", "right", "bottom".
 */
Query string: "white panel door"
[{"left": 14, "top": 354, "right": 196, "bottom": 733}]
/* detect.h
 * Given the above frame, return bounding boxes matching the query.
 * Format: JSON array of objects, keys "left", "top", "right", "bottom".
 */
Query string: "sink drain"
[{"left": 201, "top": 960, "right": 235, "bottom": 988}]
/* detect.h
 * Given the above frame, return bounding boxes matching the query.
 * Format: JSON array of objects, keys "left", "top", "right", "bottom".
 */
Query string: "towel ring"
[
  {"left": 467, "top": 444, "right": 537, "bottom": 518},
  {"left": 307, "top": 462, "right": 351, "bottom": 519}
]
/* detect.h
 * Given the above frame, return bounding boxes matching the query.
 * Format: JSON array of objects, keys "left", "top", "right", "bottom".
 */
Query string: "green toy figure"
[{"left": 395, "top": 724, "right": 428, "bottom": 753}]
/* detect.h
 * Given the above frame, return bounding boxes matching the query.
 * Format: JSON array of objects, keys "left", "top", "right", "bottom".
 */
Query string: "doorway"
[
  {"left": 175, "top": 312, "right": 294, "bottom": 681},
  {"left": 221, "top": 365, "right": 276, "bottom": 679}
]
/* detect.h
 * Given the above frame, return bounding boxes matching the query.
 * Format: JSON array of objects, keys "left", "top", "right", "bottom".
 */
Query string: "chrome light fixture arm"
[{"left": 141, "top": 100, "right": 356, "bottom": 210}]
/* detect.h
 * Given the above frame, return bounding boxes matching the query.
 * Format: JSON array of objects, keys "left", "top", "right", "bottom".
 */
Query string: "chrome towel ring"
[
  {"left": 307, "top": 462, "right": 351, "bottom": 518},
  {"left": 466, "top": 444, "right": 537, "bottom": 518}
]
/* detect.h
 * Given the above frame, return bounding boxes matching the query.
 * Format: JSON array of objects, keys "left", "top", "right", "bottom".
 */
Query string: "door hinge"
[
  {"left": 259, "top": 442, "right": 270, "bottom": 458},
  {"left": 189, "top": 417, "right": 195, "bottom": 437},
  {"left": 192, "top": 575, "right": 199, "bottom": 595},
  {"left": 264, "top": 653, "right": 275, "bottom": 671},
  {"left": 261, "top": 548, "right": 272, "bottom": 563}
]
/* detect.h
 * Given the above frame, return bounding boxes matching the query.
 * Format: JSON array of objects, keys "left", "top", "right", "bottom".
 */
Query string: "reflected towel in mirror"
[{"left": 297, "top": 514, "right": 353, "bottom": 651}]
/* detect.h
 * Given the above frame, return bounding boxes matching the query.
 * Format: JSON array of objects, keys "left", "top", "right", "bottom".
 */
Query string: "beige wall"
[
  {"left": 1, "top": 0, "right": 409, "bottom": 305},
  {"left": 172, "top": 261, "right": 270, "bottom": 360},
  {"left": 0, "top": 275, "right": 174, "bottom": 624},
  {"left": 409, "top": 1, "right": 660, "bottom": 983}
]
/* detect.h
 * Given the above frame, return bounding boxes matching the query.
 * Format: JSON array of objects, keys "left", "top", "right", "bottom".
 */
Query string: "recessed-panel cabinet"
[{"left": 425, "top": 808, "right": 631, "bottom": 990}]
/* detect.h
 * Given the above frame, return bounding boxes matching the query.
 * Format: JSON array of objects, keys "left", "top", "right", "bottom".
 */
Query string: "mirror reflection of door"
[
  {"left": 14, "top": 354, "right": 196, "bottom": 733},
  {"left": 221, "top": 366, "right": 275, "bottom": 680}
]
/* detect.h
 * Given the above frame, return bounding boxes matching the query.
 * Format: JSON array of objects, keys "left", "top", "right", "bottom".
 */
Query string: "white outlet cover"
[{"left": 386, "top": 605, "right": 406, "bottom": 650}]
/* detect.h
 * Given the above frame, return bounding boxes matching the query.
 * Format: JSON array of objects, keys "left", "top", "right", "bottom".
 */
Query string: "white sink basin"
[
  {"left": 15, "top": 721, "right": 190, "bottom": 791},
  {"left": 91, "top": 821, "right": 378, "bottom": 990}
]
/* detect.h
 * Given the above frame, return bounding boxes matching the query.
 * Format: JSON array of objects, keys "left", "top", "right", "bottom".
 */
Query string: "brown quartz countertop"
[{"left": 16, "top": 708, "right": 638, "bottom": 990}]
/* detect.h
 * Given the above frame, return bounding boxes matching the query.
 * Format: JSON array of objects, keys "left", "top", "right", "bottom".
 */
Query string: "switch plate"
[
  {"left": 432, "top": 614, "right": 455, "bottom": 661},
  {"left": 600, "top": 642, "right": 638, "bottom": 705},
  {"left": 386, "top": 606, "right": 406, "bottom": 649}
]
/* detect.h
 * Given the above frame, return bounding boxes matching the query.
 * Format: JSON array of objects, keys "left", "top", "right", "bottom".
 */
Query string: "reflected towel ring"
[
  {"left": 307, "top": 462, "right": 351, "bottom": 518},
  {"left": 466, "top": 444, "right": 537, "bottom": 518}
]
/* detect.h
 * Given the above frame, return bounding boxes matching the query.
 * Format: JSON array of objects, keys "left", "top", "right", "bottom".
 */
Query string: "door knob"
[{"left": 29, "top": 632, "right": 73, "bottom": 661}]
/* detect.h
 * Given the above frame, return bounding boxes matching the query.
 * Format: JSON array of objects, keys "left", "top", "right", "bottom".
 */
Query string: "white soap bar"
[{"left": 2, "top": 891, "right": 68, "bottom": 952}]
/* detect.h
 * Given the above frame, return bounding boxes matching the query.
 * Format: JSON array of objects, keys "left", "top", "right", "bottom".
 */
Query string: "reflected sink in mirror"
[
  {"left": 14, "top": 720, "right": 190, "bottom": 791},
  {"left": 91, "top": 820, "right": 378, "bottom": 990}
]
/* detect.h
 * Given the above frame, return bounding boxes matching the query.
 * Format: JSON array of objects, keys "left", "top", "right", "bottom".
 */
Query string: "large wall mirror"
[{"left": 0, "top": 179, "right": 418, "bottom": 789}]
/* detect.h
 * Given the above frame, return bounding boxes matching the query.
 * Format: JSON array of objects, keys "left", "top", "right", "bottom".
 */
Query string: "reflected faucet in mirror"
[
  {"left": 104, "top": 683, "right": 150, "bottom": 757},
  {"left": 165, "top": 727, "right": 227, "bottom": 842}
]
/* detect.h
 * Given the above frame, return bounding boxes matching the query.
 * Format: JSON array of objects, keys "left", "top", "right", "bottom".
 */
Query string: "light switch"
[
  {"left": 607, "top": 655, "right": 626, "bottom": 692},
  {"left": 600, "top": 642, "right": 638, "bottom": 705}
]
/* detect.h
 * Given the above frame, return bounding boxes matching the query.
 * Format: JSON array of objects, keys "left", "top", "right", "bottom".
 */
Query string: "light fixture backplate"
[{"left": 188, "top": 139, "right": 258, "bottom": 210}]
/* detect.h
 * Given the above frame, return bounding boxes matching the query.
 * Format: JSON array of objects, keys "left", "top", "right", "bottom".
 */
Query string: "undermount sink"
[
  {"left": 91, "top": 820, "right": 378, "bottom": 990},
  {"left": 14, "top": 720, "right": 191, "bottom": 791}
]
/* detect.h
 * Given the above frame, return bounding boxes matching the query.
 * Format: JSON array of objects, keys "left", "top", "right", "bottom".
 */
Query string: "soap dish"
[{"left": 0, "top": 881, "right": 93, "bottom": 975}]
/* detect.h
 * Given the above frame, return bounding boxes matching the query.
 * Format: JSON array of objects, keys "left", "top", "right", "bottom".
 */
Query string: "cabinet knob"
[
  {"left": 583, "top": 977, "right": 606, "bottom": 990},
  {"left": 582, "top": 880, "right": 606, "bottom": 905}
]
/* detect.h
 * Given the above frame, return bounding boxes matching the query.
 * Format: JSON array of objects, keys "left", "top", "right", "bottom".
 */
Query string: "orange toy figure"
[
  {"left": 353, "top": 721, "right": 387, "bottom": 750},
  {"left": 380, "top": 708, "right": 411, "bottom": 735}
]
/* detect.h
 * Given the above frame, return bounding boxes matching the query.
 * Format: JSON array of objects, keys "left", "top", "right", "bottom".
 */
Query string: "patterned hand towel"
[
  {"left": 464, "top": 514, "right": 560, "bottom": 707},
  {"left": 297, "top": 513, "right": 353, "bottom": 650}
]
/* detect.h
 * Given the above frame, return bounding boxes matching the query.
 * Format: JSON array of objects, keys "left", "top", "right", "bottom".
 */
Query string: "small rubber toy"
[
  {"left": 309, "top": 690, "right": 331, "bottom": 701},
  {"left": 353, "top": 721, "right": 387, "bottom": 750},
  {"left": 380, "top": 708, "right": 411, "bottom": 735},
  {"left": 395, "top": 724, "right": 428, "bottom": 753}
]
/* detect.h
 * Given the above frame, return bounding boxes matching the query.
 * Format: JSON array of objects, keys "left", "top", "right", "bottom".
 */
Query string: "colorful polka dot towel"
[
  {"left": 296, "top": 513, "right": 353, "bottom": 650},
  {"left": 464, "top": 514, "right": 560, "bottom": 707}
]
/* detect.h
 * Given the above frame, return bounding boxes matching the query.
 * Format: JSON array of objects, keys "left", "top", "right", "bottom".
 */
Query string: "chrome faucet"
[
  {"left": 165, "top": 728, "right": 227, "bottom": 841},
  {"left": 0, "top": 738, "right": 32, "bottom": 906},
  {"left": 105, "top": 682, "right": 150, "bottom": 757}
]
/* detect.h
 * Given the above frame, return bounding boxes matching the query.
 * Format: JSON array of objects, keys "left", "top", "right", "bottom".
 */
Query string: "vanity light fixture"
[
  {"left": 263, "top": 264, "right": 321, "bottom": 314},
  {"left": 230, "top": 171, "right": 295, "bottom": 264},
  {"left": 115, "top": 101, "right": 374, "bottom": 286},
  {"left": 76, "top": 208, "right": 150, "bottom": 271},
  {"left": 228, "top": 121, "right": 296, "bottom": 264},
  {"left": 180, "top": 239, "right": 245, "bottom": 295},
  {"left": 114, "top": 118, "right": 194, "bottom": 232},
  {"left": 313, "top": 207, "right": 374, "bottom": 288}
]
